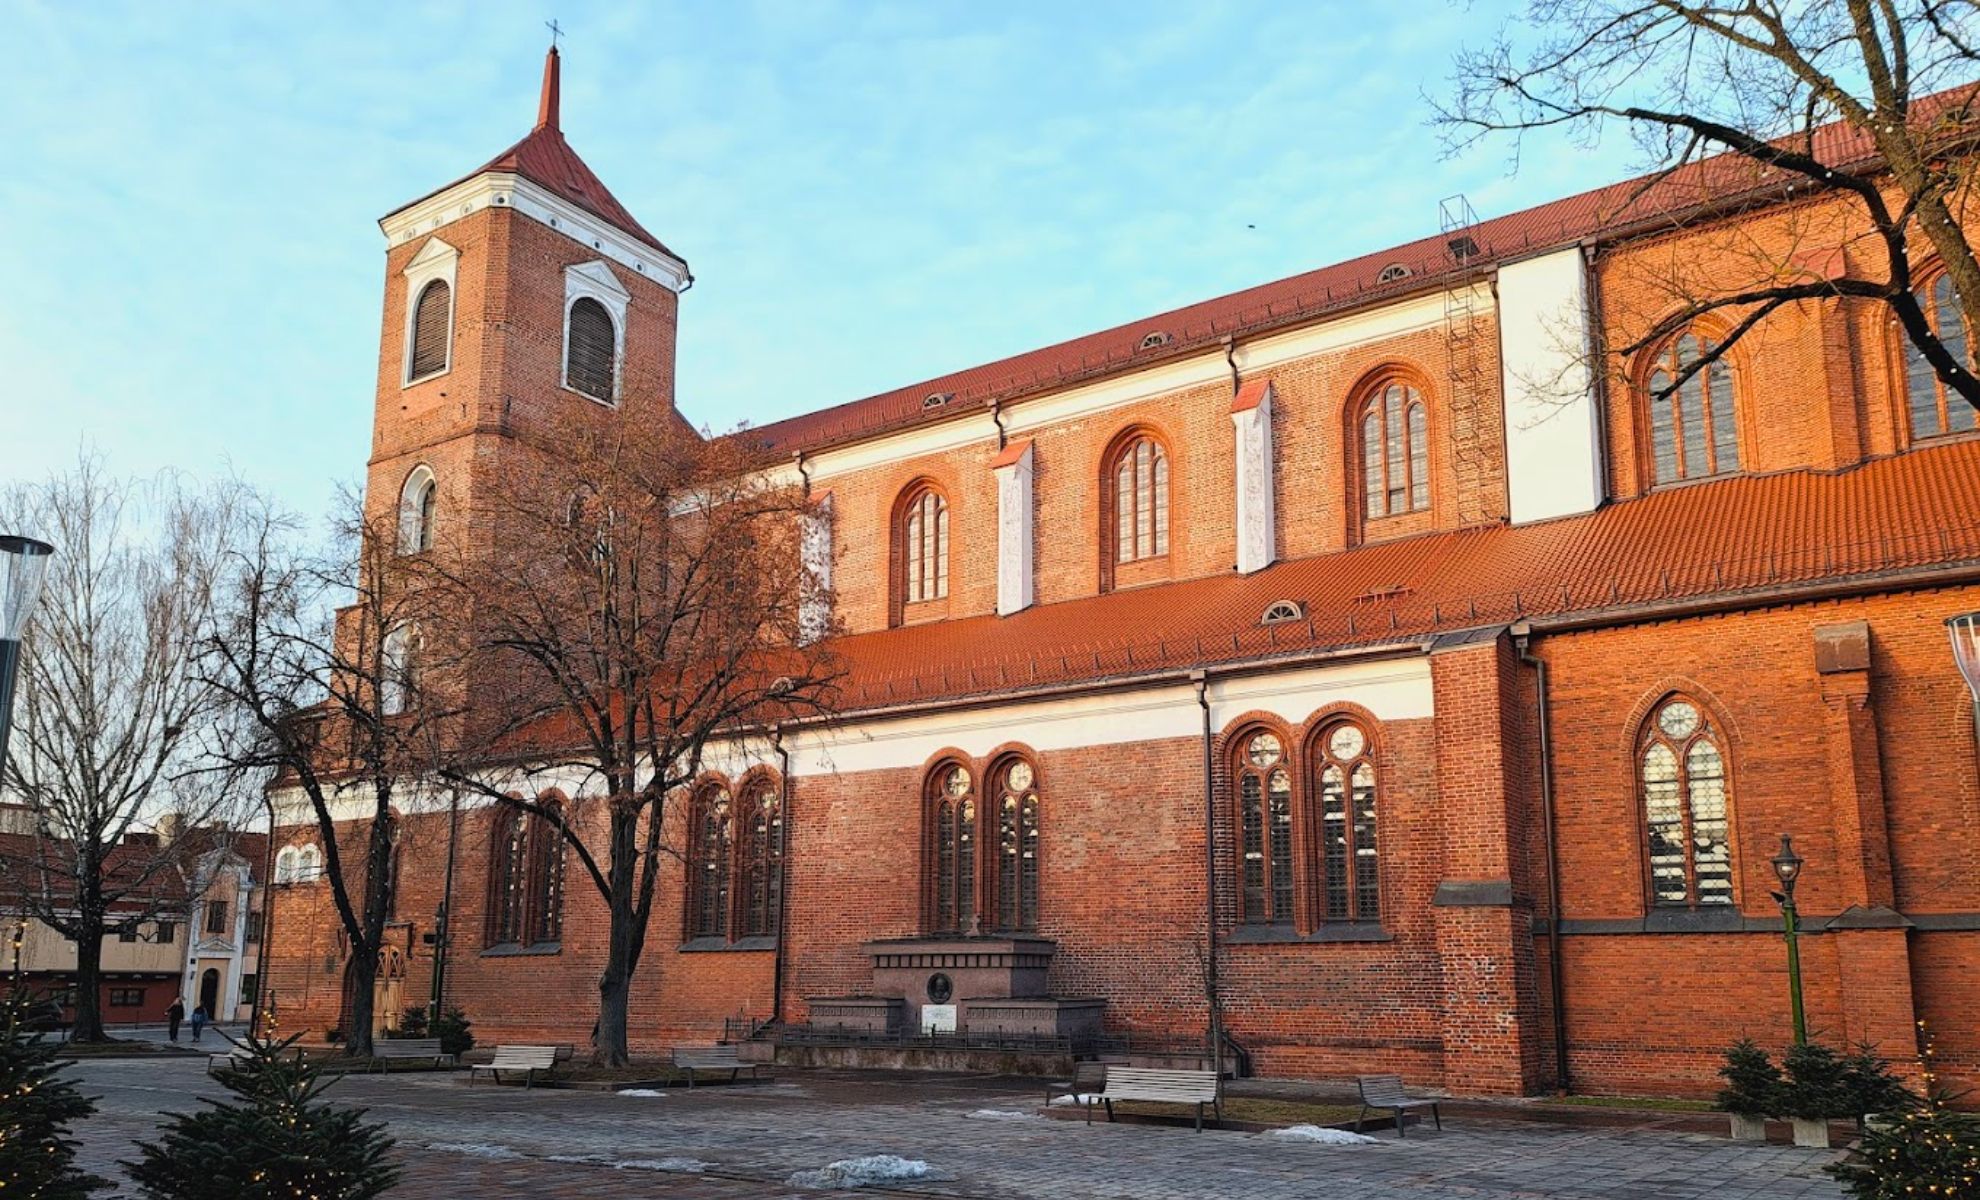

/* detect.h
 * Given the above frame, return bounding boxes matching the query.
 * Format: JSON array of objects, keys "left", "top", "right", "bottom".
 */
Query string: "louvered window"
[
  {"left": 1904, "top": 275, "right": 1979, "bottom": 440},
  {"left": 1647, "top": 333, "right": 1739, "bottom": 485},
  {"left": 565, "top": 297, "right": 617, "bottom": 402},
  {"left": 407, "top": 280, "right": 451, "bottom": 381}
]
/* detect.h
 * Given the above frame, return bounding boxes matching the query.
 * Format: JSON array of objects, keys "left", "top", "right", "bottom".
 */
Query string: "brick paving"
[{"left": 65, "top": 1057, "right": 1846, "bottom": 1198}]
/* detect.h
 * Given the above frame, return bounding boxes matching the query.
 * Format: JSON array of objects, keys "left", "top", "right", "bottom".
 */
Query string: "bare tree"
[
  {"left": 0, "top": 457, "right": 255, "bottom": 1042},
  {"left": 1441, "top": 1, "right": 1980, "bottom": 410},
  {"left": 435, "top": 420, "right": 839, "bottom": 1066},
  {"left": 198, "top": 489, "right": 458, "bottom": 1057}
]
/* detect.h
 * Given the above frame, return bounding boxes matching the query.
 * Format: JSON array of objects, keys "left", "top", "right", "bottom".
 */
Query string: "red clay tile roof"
[
  {"left": 824, "top": 439, "right": 1980, "bottom": 711},
  {"left": 736, "top": 94, "right": 1966, "bottom": 460}
]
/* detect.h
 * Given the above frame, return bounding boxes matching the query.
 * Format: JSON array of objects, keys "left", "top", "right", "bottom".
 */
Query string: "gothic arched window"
[
  {"left": 738, "top": 781, "right": 783, "bottom": 939},
  {"left": 927, "top": 764, "right": 976, "bottom": 935},
  {"left": 1646, "top": 333, "right": 1740, "bottom": 484},
  {"left": 398, "top": 466, "right": 437, "bottom": 556},
  {"left": 1903, "top": 274, "right": 1979, "bottom": 441},
  {"left": 689, "top": 785, "right": 734, "bottom": 940},
  {"left": 898, "top": 485, "right": 949, "bottom": 606},
  {"left": 486, "top": 808, "right": 529, "bottom": 945},
  {"left": 991, "top": 759, "right": 1040, "bottom": 932},
  {"left": 1236, "top": 731, "right": 1295, "bottom": 925},
  {"left": 1360, "top": 380, "right": 1428, "bottom": 520},
  {"left": 528, "top": 801, "right": 565, "bottom": 945},
  {"left": 565, "top": 296, "right": 618, "bottom": 402},
  {"left": 1111, "top": 435, "right": 1170, "bottom": 563},
  {"left": 1314, "top": 720, "right": 1379, "bottom": 923},
  {"left": 1640, "top": 695, "right": 1734, "bottom": 907},
  {"left": 407, "top": 279, "right": 451, "bottom": 381}
]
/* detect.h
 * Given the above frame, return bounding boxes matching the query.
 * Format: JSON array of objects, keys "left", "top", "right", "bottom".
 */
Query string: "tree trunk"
[
  {"left": 342, "top": 947, "right": 379, "bottom": 1058},
  {"left": 596, "top": 963, "right": 631, "bottom": 1068},
  {"left": 70, "top": 908, "right": 107, "bottom": 1043}
]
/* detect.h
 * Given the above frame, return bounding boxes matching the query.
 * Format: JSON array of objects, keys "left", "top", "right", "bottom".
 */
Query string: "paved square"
[{"left": 67, "top": 1058, "right": 1846, "bottom": 1198}]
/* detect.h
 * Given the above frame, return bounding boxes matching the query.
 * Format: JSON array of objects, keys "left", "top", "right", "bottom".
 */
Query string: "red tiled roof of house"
[
  {"left": 736, "top": 92, "right": 1968, "bottom": 459},
  {"left": 823, "top": 439, "right": 1980, "bottom": 711}
]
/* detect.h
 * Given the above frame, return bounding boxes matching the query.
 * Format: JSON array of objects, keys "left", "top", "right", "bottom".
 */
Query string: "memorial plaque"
[{"left": 920, "top": 1003, "right": 958, "bottom": 1034}]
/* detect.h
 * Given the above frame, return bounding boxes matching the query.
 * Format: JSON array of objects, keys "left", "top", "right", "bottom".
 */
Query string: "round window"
[
  {"left": 945, "top": 767, "right": 971, "bottom": 797},
  {"left": 1658, "top": 701, "right": 1701, "bottom": 739},
  {"left": 1247, "top": 733, "right": 1283, "bottom": 768},
  {"left": 1006, "top": 761, "right": 1034, "bottom": 792},
  {"left": 1328, "top": 724, "right": 1367, "bottom": 760}
]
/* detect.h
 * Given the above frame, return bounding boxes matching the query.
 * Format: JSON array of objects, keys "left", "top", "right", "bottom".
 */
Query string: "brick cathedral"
[{"left": 262, "top": 48, "right": 1980, "bottom": 1098}]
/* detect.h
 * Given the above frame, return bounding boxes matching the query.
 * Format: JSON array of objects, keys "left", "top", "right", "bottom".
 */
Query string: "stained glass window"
[{"left": 1640, "top": 697, "right": 1735, "bottom": 907}]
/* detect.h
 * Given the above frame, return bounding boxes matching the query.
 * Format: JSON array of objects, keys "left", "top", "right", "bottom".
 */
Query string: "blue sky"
[{"left": 0, "top": 1, "right": 1639, "bottom": 517}]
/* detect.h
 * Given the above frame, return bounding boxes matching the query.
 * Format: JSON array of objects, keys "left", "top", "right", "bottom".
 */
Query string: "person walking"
[
  {"left": 189, "top": 1004, "right": 207, "bottom": 1043},
  {"left": 166, "top": 997, "right": 185, "bottom": 1043}
]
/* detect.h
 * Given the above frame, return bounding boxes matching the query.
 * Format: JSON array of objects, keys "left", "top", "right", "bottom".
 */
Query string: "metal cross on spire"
[{"left": 545, "top": 18, "right": 564, "bottom": 48}]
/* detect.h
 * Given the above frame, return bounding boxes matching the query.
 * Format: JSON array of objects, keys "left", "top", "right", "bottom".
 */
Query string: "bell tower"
[{"left": 363, "top": 45, "right": 690, "bottom": 561}]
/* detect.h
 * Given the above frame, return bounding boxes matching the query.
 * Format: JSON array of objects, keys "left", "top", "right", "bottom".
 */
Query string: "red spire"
[{"left": 535, "top": 45, "right": 561, "bottom": 132}]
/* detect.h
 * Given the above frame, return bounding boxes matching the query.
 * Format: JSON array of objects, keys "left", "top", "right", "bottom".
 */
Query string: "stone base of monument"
[
  {"left": 958, "top": 996, "right": 1105, "bottom": 1040},
  {"left": 804, "top": 996, "right": 904, "bottom": 1037}
]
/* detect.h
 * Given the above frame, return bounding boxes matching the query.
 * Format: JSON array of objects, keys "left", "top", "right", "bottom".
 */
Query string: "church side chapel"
[{"left": 262, "top": 46, "right": 1980, "bottom": 1099}]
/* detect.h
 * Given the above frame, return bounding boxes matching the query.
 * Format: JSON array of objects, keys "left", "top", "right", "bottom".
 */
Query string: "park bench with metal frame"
[
  {"left": 470, "top": 1043, "right": 572, "bottom": 1088},
  {"left": 670, "top": 1044, "right": 766, "bottom": 1087},
  {"left": 1355, "top": 1074, "right": 1442, "bottom": 1137},
  {"left": 1089, "top": 1066, "right": 1222, "bottom": 1132},
  {"left": 368, "top": 1037, "right": 454, "bottom": 1072},
  {"left": 1045, "top": 1060, "right": 1110, "bottom": 1111}
]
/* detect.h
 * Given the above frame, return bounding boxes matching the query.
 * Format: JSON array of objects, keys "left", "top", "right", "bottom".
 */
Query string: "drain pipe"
[
  {"left": 1512, "top": 621, "right": 1571, "bottom": 1094},
  {"left": 770, "top": 726, "right": 792, "bottom": 1033},
  {"left": 1193, "top": 670, "right": 1225, "bottom": 1078}
]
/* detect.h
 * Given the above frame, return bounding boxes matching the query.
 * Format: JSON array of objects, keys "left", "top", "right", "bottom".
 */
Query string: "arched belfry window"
[
  {"left": 398, "top": 466, "right": 437, "bottom": 556},
  {"left": 1313, "top": 720, "right": 1379, "bottom": 922},
  {"left": 565, "top": 296, "right": 618, "bottom": 402},
  {"left": 1640, "top": 695, "right": 1734, "bottom": 907},
  {"left": 1904, "top": 274, "right": 1979, "bottom": 440},
  {"left": 407, "top": 279, "right": 451, "bottom": 382},
  {"left": 990, "top": 759, "right": 1039, "bottom": 932},
  {"left": 927, "top": 764, "right": 977, "bottom": 935},
  {"left": 898, "top": 485, "right": 950, "bottom": 606},
  {"left": 1236, "top": 731, "right": 1295, "bottom": 925},
  {"left": 1646, "top": 333, "right": 1740, "bottom": 484},
  {"left": 689, "top": 784, "right": 734, "bottom": 940},
  {"left": 738, "top": 779, "right": 783, "bottom": 939},
  {"left": 1111, "top": 435, "right": 1170, "bottom": 563},
  {"left": 1360, "top": 381, "right": 1428, "bottom": 520}
]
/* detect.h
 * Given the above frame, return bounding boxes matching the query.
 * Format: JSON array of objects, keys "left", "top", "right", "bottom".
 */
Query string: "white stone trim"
[
  {"left": 380, "top": 173, "right": 689, "bottom": 292},
  {"left": 399, "top": 237, "right": 458, "bottom": 386},
  {"left": 397, "top": 463, "right": 437, "bottom": 556},
  {"left": 1498, "top": 247, "right": 1602, "bottom": 523},
  {"left": 994, "top": 443, "right": 1035, "bottom": 615},
  {"left": 562, "top": 260, "right": 630, "bottom": 405},
  {"left": 800, "top": 493, "right": 834, "bottom": 644},
  {"left": 1231, "top": 385, "right": 1276, "bottom": 574}
]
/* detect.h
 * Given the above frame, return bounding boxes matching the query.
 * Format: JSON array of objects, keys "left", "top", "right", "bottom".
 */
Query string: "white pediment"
[{"left": 567, "top": 259, "right": 629, "bottom": 300}]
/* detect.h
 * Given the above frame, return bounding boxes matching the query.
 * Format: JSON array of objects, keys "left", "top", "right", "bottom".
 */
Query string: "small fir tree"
[
  {"left": 0, "top": 985, "right": 108, "bottom": 1198},
  {"left": 433, "top": 1008, "right": 473, "bottom": 1060},
  {"left": 124, "top": 1035, "right": 399, "bottom": 1200},
  {"left": 1717, "top": 1038, "right": 1784, "bottom": 1118},
  {"left": 1828, "top": 1023, "right": 1980, "bottom": 1200},
  {"left": 1782, "top": 1040, "right": 1853, "bottom": 1120}
]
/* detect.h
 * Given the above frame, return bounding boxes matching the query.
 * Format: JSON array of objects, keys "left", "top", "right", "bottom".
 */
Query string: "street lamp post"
[
  {"left": 0, "top": 535, "right": 57, "bottom": 771},
  {"left": 1769, "top": 834, "right": 1808, "bottom": 1046}
]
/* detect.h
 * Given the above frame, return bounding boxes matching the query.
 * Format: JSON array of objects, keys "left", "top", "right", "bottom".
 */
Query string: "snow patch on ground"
[
  {"left": 616, "top": 1157, "right": 708, "bottom": 1173},
  {"left": 543, "top": 1153, "right": 609, "bottom": 1165},
  {"left": 427, "top": 1141, "right": 525, "bottom": 1159},
  {"left": 616, "top": 1088, "right": 668, "bottom": 1097},
  {"left": 1048, "top": 1094, "right": 1103, "bottom": 1106},
  {"left": 786, "top": 1154, "right": 932, "bottom": 1189},
  {"left": 967, "top": 1108, "right": 1038, "bottom": 1120},
  {"left": 1269, "top": 1125, "right": 1380, "bottom": 1145}
]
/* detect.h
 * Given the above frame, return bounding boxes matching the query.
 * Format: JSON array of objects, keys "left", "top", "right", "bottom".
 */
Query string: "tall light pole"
[
  {"left": 0, "top": 535, "right": 57, "bottom": 771},
  {"left": 1769, "top": 834, "right": 1808, "bottom": 1046}
]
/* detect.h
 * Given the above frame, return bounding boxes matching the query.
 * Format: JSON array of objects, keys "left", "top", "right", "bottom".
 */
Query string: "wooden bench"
[
  {"left": 205, "top": 1039, "right": 300, "bottom": 1076},
  {"left": 1355, "top": 1074, "right": 1442, "bottom": 1138},
  {"left": 469, "top": 1044, "right": 572, "bottom": 1089},
  {"left": 369, "top": 1037, "right": 454, "bottom": 1071},
  {"left": 1045, "top": 1060, "right": 1110, "bottom": 1108},
  {"left": 670, "top": 1044, "right": 765, "bottom": 1087},
  {"left": 1090, "top": 1067, "right": 1222, "bottom": 1132}
]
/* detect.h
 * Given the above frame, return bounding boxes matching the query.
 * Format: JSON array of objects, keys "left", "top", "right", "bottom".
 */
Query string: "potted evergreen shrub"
[
  {"left": 1782, "top": 1041, "right": 1851, "bottom": 1148},
  {"left": 1839, "top": 1043, "right": 1916, "bottom": 1133},
  {"left": 1717, "top": 1038, "right": 1781, "bottom": 1141},
  {"left": 434, "top": 1007, "right": 474, "bottom": 1059}
]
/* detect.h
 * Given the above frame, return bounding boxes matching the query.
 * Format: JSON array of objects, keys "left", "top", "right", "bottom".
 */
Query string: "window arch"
[
  {"left": 528, "top": 800, "right": 566, "bottom": 945},
  {"left": 1313, "top": 719, "right": 1379, "bottom": 923},
  {"left": 689, "top": 784, "right": 734, "bottom": 940},
  {"left": 1359, "top": 380, "right": 1429, "bottom": 520},
  {"left": 407, "top": 279, "right": 451, "bottom": 381},
  {"left": 398, "top": 466, "right": 437, "bottom": 556},
  {"left": 1235, "top": 730, "right": 1295, "bottom": 926},
  {"left": 1645, "top": 332, "right": 1740, "bottom": 484},
  {"left": 274, "top": 847, "right": 299, "bottom": 885},
  {"left": 295, "top": 845, "right": 320, "bottom": 884},
  {"left": 1110, "top": 435, "right": 1170, "bottom": 563},
  {"left": 380, "top": 623, "right": 419, "bottom": 716},
  {"left": 897, "top": 484, "right": 950, "bottom": 606},
  {"left": 486, "top": 807, "right": 530, "bottom": 945},
  {"left": 565, "top": 296, "right": 618, "bottom": 402},
  {"left": 1639, "top": 695, "right": 1734, "bottom": 907},
  {"left": 990, "top": 758, "right": 1039, "bottom": 932},
  {"left": 737, "top": 779, "right": 783, "bottom": 939},
  {"left": 1903, "top": 273, "right": 1979, "bottom": 440},
  {"left": 927, "top": 763, "right": 977, "bottom": 935}
]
